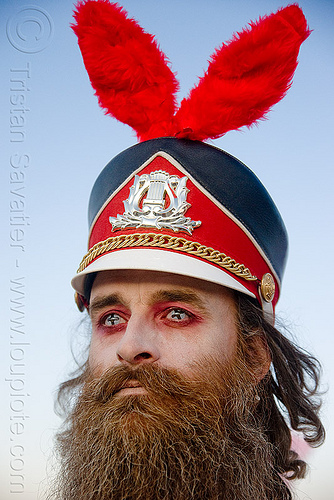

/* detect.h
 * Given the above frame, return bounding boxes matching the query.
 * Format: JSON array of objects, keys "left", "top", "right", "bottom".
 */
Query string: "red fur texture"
[
  {"left": 72, "top": 1, "right": 310, "bottom": 142},
  {"left": 72, "top": 0, "right": 179, "bottom": 141},
  {"left": 174, "top": 5, "right": 311, "bottom": 141}
]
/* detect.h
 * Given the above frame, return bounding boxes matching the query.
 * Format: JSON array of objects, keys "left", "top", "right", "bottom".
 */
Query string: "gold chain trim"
[{"left": 77, "top": 233, "right": 258, "bottom": 281}]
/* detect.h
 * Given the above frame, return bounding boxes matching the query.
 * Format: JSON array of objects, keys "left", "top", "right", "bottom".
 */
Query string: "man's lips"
[
  {"left": 114, "top": 379, "right": 147, "bottom": 395},
  {"left": 122, "top": 380, "right": 142, "bottom": 389}
]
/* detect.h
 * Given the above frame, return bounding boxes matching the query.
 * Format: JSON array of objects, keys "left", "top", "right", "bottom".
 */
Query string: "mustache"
[
  {"left": 85, "top": 363, "right": 207, "bottom": 403},
  {"left": 82, "top": 359, "right": 237, "bottom": 419}
]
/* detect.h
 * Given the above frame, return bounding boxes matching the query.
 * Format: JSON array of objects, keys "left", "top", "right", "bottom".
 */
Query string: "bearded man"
[{"left": 49, "top": 2, "right": 325, "bottom": 499}]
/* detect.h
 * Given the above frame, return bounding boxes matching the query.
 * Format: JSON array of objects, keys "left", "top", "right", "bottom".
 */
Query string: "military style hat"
[{"left": 71, "top": 1, "right": 310, "bottom": 316}]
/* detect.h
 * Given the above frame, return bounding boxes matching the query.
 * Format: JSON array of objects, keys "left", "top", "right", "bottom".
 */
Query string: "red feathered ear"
[
  {"left": 173, "top": 5, "right": 311, "bottom": 141},
  {"left": 72, "top": 0, "right": 179, "bottom": 142},
  {"left": 73, "top": 2, "right": 310, "bottom": 143}
]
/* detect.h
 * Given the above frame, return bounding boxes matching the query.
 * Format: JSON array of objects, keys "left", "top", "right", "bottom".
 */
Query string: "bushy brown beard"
[{"left": 49, "top": 356, "right": 288, "bottom": 500}]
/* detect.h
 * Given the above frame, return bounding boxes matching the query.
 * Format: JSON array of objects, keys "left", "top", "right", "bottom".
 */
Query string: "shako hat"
[{"left": 71, "top": 1, "right": 310, "bottom": 316}]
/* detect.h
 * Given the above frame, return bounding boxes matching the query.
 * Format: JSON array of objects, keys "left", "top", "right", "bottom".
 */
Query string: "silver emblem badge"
[{"left": 109, "top": 170, "right": 201, "bottom": 234}]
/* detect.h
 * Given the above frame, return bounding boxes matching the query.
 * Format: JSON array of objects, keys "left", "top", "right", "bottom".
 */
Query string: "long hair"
[{"left": 236, "top": 293, "right": 325, "bottom": 481}]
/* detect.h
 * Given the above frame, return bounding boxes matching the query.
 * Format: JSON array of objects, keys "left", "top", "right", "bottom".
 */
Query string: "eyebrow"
[
  {"left": 89, "top": 293, "right": 123, "bottom": 316},
  {"left": 148, "top": 289, "right": 208, "bottom": 313},
  {"left": 89, "top": 288, "right": 209, "bottom": 316}
]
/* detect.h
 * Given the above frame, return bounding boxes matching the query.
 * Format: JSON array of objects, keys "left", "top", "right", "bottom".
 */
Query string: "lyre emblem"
[{"left": 109, "top": 170, "right": 201, "bottom": 234}]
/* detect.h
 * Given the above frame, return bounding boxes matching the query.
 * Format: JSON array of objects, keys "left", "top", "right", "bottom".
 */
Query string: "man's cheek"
[{"left": 88, "top": 342, "right": 113, "bottom": 374}]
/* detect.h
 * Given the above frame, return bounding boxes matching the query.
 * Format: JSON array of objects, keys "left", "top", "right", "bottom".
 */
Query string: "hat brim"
[{"left": 71, "top": 248, "right": 255, "bottom": 299}]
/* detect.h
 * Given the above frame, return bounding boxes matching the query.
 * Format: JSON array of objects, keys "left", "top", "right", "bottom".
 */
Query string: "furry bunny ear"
[
  {"left": 173, "top": 5, "right": 311, "bottom": 141},
  {"left": 73, "top": 2, "right": 310, "bottom": 143},
  {"left": 72, "top": 0, "right": 179, "bottom": 142}
]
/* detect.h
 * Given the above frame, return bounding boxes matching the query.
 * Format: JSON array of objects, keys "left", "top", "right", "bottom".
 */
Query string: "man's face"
[
  {"left": 88, "top": 269, "right": 238, "bottom": 380},
  {"left": 52, "top": 270, "right": 280, "bottom": 500}
]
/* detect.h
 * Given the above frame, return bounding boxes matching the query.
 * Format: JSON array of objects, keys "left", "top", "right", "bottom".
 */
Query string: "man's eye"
[
  {"left": 102, "top": 313, "right": 126, "bottom": 327},
  {"left": 165, "top": 308, "right": 191, "bottom": 322}
]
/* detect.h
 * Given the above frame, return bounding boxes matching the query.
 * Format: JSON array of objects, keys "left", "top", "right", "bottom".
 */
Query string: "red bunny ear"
[
  {"left": 72, "top": 0, "right": 179, "bottom": 141},
  {"left": 73, "top": 2, "right": 310, "bottom": 143},
  {"left": 173, "top": 5, "right": 311, "bottom": 141}
]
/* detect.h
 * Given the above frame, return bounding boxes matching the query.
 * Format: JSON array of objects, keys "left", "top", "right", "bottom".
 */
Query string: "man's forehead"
[{"left": 90, "top": 269, "right": 236, "bottom": 305}]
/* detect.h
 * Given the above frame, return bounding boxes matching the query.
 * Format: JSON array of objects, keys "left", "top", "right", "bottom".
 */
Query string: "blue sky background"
[{"left": 1, "top": 1, "right": 333, "bottom": 498}]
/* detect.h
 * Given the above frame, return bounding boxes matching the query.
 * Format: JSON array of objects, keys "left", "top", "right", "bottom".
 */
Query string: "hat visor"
[{"left": 71, "top": 248, "right": 255, "bottom": 299}]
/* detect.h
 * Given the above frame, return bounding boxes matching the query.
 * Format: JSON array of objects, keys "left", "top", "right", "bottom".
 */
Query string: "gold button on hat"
[{"left": 260, "top": 273, "right": 276, "bottom": 303}]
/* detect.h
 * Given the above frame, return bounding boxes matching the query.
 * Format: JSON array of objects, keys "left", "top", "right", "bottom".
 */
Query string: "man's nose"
[{"left": 116, "top": 315, "right": 160, "bottom": 365}]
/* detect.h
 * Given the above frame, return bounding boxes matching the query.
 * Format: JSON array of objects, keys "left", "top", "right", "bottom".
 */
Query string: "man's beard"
[{"left": 49, "top": 355, "right": 285, "bottom": 500}]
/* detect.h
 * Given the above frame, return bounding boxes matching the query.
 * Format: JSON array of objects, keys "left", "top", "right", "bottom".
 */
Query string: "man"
[{"left": 49, "top": 2, "right": 324, "bottom": 499}]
